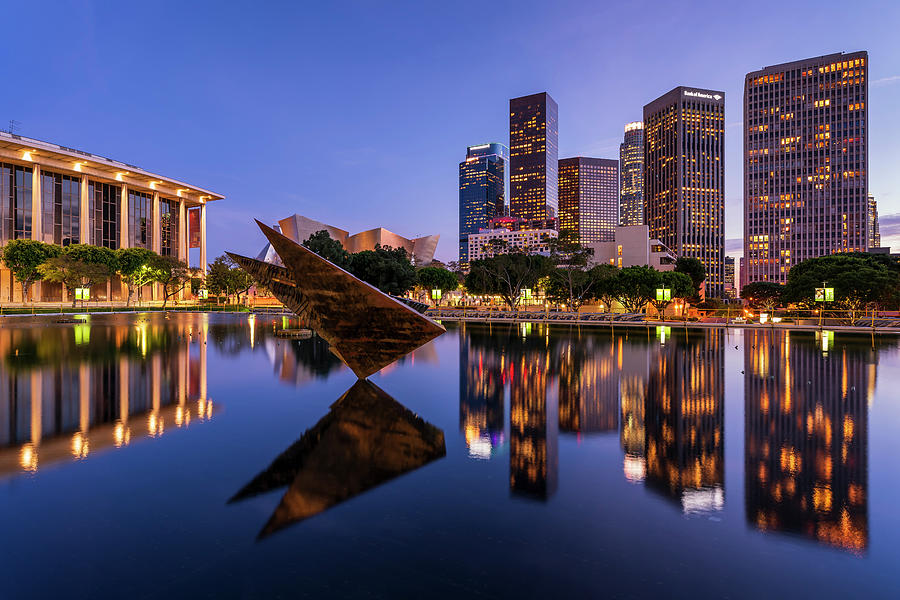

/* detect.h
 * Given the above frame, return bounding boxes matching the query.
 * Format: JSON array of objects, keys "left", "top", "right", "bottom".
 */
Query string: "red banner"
[{"left": 189, "top": 208, "right": 201, "bottom": 249}]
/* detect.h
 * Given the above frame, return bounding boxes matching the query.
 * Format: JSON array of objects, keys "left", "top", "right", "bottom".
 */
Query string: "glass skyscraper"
[
  {"left": 644, "top": 87, "right": 726, "bottom": 297},
  {"left": 459, "top": 143, "right": 508, "bottom": 264},
  {"left": 558, "top": 157, "right": 618, "bottom": 243},
  {"left": 743, "top": 51, "right": 868, "bottom": 284},
  {"left": 619, "top": 122, "right": 644, "bottom": 226},
  {"left": 509, "top": 92, "right": 558, "bottom": 223}
]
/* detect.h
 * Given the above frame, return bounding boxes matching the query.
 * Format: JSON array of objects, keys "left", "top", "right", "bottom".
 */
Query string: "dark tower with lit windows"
[
  {"left": 509, "top": 92, "right": 558, "bottom": 224},
  {"left": 644, "top": 87, "right": 725, "bottom": 297}
]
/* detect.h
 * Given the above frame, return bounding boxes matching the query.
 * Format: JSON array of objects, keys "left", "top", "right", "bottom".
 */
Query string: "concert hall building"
[{"left": 0, "top": 131, "right": 223, "bottom": 302}]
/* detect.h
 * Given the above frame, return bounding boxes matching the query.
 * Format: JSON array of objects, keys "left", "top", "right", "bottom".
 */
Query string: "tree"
[
  {"left": 347, "top": 245, "right": 417, "bottom": 295},
  {"left": 545, "top": 231, "right": 597, "bottom": 309},
  {"left": 39, "top": 255, "right": 111, "bottom": 307},
  {"left": 649, "top": 270, "right": 693, "bottom": 318},
  {"left": 590, "top": 263, "right": 620, "bottom": 312},
  {"left": 302, "top": 230, "right": 351, "bottom": 269},
  {"left": 741, "top": 281, "right": 784, "bottom": 311},
  {"left": 782, "top": 254, "right": 900, "bottom": 321},
  {"left": 206, "top": 254, "right": 254, "bottom": 304},
  {"left": 613, "top": 266, "right": 659, "bottom": 313},
  {"left": 147, "top": 255, "right": 192, "bottom": 309},
  {"left": 115, "top": 247, "right": 156, "bottom": 306},
  {"left": 416, "top": 266, "right": 459, "bottom": 305},
  {"left": 465, "top": 252, "right": 553, "bottom": 309},
  {"left": 674, "top": 256, "right": 706, "bottom": 297},
  {"left": 1, "top": 239, "right": 60, "bottom": 303}
]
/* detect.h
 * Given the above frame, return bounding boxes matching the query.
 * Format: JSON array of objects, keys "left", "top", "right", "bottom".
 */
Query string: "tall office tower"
[
  {"left": 724, "top": 256, "right": 736, "bottom": 297},
  {"left": 644, "top": 87, "right": 726, "bottom": 297},
  {"left": 459, "top": 143, "right": 508, "bottom": 264},
  {"left": 619, "top": 121, "right": 645, "bottom": 225},
  {"left": 558, "top": 157, "right": 619, "bottom": 243},
  {"left": 868, "top": 193, "right": 880, "bottom": 249},
  {"left": 509, "top": 92, "right": 558, "bottom": 223},
  {"left": 744, "top": 52, "right": 868, "bottom": 283}
]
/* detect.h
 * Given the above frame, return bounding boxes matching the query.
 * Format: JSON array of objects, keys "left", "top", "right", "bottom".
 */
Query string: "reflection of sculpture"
[
  {"left": 744, "top": 330, "right": 870, "bottom": 553},
  {"left": 229, "top": 379, "right": 446, "bottom": 538},
  {"left": 228, "top": 221, "right": 444, "bottom": 379}
]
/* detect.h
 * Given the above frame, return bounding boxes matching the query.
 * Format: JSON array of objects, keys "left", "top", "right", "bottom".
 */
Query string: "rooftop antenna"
[{"left": 7, "top": 120, "right": 21, "bottom": 135}]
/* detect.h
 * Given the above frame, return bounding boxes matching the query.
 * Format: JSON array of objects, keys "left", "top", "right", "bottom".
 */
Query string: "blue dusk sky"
[{"left": 1, "top": 0, "right": 899, "bottom": 264}]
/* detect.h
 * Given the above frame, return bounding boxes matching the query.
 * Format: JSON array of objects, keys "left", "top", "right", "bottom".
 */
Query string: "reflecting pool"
[{"left": 1, "top": 313, "right": 900, "bottom": 598}]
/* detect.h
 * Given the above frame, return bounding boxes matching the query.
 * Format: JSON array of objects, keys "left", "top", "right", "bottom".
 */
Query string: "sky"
[{"left": 2, "top": 0, "right": 899, "bottom": 265}]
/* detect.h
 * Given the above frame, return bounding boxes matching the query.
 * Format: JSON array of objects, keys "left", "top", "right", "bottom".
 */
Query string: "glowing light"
[
  {"left": 20, "top": 443, "right": 38, "bottom": 472},
  {"left": 71, "top": 432, "right": 89, "bottom": 458}
]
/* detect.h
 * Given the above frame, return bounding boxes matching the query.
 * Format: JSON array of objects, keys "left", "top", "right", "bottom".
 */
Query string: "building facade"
[
  {"left": 274, "top": 214, "right": 439, "bottom": 266},
  {"left": 743, "top": 52, "right": 868, "bottom": 284},
  {"left": 509, "top": 92, "right": 558, "bottom": 223},
  {"left": 466, "top": 227, "right": 558, "bottom": 262},
  {"left": 644, "top": 87, "right": 726, "bottom": 297},
  {"left": 585, "top": 225, "right": 675, "bottom": 271},
  {"left": 868, "top": 193, "right": 880, "bottom": 249},
  {"left": 0, "top": 132, "right": 220, "bottom": 302},
  {"left": 619, "top": 122, "right": 645, "bottom": 226},
  {"left": 724, "top": 255, "right": 736, "bottom": 298},
  {"left": 459, "top": 143, "right": 508, "bottom": 264},
  {"left": 558, "top": 157, "right": 618, "bottom": 244}
]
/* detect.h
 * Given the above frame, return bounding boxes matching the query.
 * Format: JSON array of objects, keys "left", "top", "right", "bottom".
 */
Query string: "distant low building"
[
  {"left": 467, "top": 226, "right": 558, "bottom": 261},
  {"left": 586, "top": 225, "right": 675, "bottom": 271},
  {"left": 268, "top": 214, "right": 439, "bottom": 266}
]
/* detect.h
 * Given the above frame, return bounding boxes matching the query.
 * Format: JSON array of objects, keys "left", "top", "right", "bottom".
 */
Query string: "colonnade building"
[{"left": 0, "top": 132, "right": 223, "bottom": 302}]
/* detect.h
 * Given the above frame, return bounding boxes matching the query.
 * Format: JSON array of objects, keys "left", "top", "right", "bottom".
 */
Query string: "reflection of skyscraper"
[
  {"left": 644, "top": 329, "right": 725, "bottom": 512},
  {"left": 744, "top": 330, "right": 870, "bottom": 553},
  {"left": 459, "top": 325, "right": 506, "bottom": 459},
  {"left": 619, "top": 341, "right": 651, "bottom": 483},
  {"left": 558, "top": 336, "right": 618, "bottom": 434},
  {"left": 509, "top": 349, "right": 558, "bottom": 500}
]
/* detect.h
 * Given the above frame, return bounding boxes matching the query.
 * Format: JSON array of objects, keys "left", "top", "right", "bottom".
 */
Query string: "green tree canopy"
[
  {"left": 115, "top": 247, "right": 157, "bottom": 306},
  {"left": 147, "top": 254, "right": 192, "bottom": 308},
  {"left": 674, "top": 256, "right": 706, "bottom": 296},
  {"left": 782, "top": 254, "right": 900, "bottom": 318},
  {"left": 302, "top": 229, "right": 351, "bottom": 269},
  {"left": 63, "top": 244, "right": 118, "bottom": 271},
  {"left": 614, "top": 265, "right": 660, "bottom": 313},
  {"left": 1, "top": 239, "right": 60, "bottom": 302},
  {"left": 206, "top": 255, "right": 254, "bottom": 303},
  {"left": 465, "top": 252, "right": 553, "bottom": 309},
  {"left": 39, "top": 255, "right": 111, "bottom": 307},
  {"left": 591, "top": 263, "right": 621, "bottom": 312},
  {"left": 649, "top": 270, "right": 693, "bottom": 317},
  {"left": 544, "top": 231, "right": 598, "bottom": 309},
  {"left": 416, "top": 266, "right": 459, "bottom": 301},
  {"left": 348, "top": 245, "right": 417, "bottom": 296},
  {"left": 740, "top": 281, "right": 784, "bottom": 310}
]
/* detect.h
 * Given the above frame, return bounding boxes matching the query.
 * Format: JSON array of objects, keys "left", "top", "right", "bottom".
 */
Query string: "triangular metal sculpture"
[
  {"left": 229, "top": 379, "right": 446, "bottom": 538},
  {"left": 228, "top": 220, "right": 445, "bottom": 379}
]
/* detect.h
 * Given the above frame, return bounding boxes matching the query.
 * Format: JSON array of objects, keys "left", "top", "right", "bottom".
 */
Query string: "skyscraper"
[
  {"left": 509, "top": 92, "right": 558, "bottom": 223},
  {"left": 724, "top": 256, "right": 736, "bottom": 298},
  {"left": 459, "top": 143, "right": 508, "bottom": 264},
  {"left": 744, "top": 52, "right": 868, "bottom": 284},
  {"left": 558, "top": 157, "right": 618, "bottom": 243},
  {"left": 868, "top": 193, "right": 880, "bottom": 249},
  {"left": 644, "top": 87, "right": 725, "bottom": 297},
  {"left": 619, "top": 121, "right": 645, "bottom": 226}
]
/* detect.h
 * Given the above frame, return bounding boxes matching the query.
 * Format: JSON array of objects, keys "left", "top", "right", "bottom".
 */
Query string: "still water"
[{"left": 1, "top": 313, "right": 899, "bottom": 598}]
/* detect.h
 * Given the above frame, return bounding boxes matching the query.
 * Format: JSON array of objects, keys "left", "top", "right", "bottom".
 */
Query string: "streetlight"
[{"left": 431, "top": 288, "right": 442, "bottom": 306}]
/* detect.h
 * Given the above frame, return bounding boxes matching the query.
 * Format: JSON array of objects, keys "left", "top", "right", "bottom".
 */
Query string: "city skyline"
[{"left": 2, "top": 2, "right": 899, "bottom": 265}]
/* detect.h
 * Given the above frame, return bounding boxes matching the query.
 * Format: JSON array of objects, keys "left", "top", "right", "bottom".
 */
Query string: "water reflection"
[
  {"left": 230, "top": 379, "right": 446, "bottom": 539},
  {"left": 459, "top": 323, "right": 725, "bottom": 508},
  {"left": 0, "top": 315, "right": 213, "bottom": 477},
  {"left": 744, "top": 330, "right": 872, "bottom": 553}
]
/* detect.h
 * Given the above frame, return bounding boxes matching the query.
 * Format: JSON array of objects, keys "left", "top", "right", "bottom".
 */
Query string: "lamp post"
[
  {"left": 431, "top": 288, "right": 441, "bottom": 307},
  {"left": 814, "top": 281, "right": 834, "bottom": 328},
  {"left": 655, "top": 287, "right": 671, "bottom": 321}
]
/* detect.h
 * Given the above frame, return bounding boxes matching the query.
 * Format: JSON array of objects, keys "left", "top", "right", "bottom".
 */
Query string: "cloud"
[
  {"left": 873, "top": 75, "right": 900, "bottom": 87},
  {"left": 725, "top": 238, "right": 743, "bottom": 252}
]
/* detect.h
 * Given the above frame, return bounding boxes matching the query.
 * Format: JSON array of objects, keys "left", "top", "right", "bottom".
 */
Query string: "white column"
[
  {"left": 200, "top": 203, "right": 207, "bottom": 275},
  {"left": 178, "top": 200, "right": 187, "bottom": 261},
  {"left": 80, "top": 176, "right": 90, "bottom": 244},
  {"left": 151, "top": 192, "right": 161, "bottom": 301},
  {"left": 30, "top": 165, "right": 43, "bottom": 301},
  {"left": 120, "top": 185, "right": 129, "bottom": 250}
]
